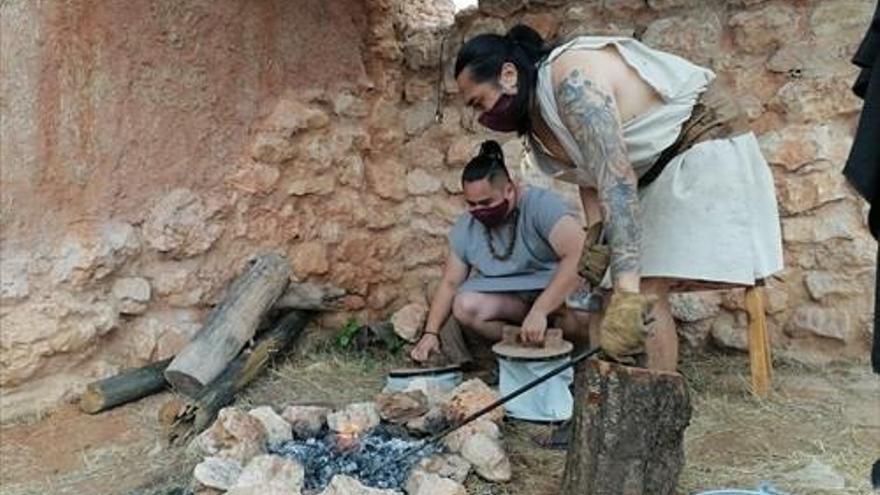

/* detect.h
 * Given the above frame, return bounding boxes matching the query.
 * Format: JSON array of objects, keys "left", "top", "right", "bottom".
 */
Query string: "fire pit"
[
  {"left": 189, "top": 378, "right": 512, "bottom": 494},
  {"left": 270, "top": 425, "right": 440, "bottom": 492}
]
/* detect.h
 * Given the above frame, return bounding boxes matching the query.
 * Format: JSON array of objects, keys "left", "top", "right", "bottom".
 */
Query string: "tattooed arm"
[{"left": 554, "top": 69, "right": 641, "bottom": 293}]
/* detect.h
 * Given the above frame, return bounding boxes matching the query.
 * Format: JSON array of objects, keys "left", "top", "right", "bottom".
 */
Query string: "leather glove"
[
  {"left": 579, "top": 223, "right": 611, "bottom": 287},
  {"left": 600, "top": 291, "right": 656, "bottom": 361}
]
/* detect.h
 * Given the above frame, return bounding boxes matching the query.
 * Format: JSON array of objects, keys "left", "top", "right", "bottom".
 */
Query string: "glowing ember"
[{"left": 335, "top": 431, "right": 361, "bottom": 453}]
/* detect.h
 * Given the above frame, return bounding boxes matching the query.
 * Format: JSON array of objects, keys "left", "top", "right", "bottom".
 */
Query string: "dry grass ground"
[{"left": 0, "top": 344, "right": 876, "bottom": 495}]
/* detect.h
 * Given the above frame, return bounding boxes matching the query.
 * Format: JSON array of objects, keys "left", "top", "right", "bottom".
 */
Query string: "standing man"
[
  {"left": 844, "top": 0, "right": 880, "bottom": 375},
  {"left": 453, "top": 26, "right": 784, "bottom": 371}
]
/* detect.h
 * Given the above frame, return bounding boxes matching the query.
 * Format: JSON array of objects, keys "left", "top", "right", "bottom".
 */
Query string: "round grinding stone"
[{"left": 492, "top": 326, "right": 573, "bottom": 361}]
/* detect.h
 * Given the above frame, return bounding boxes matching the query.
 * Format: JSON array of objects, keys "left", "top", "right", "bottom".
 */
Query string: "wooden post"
[
  {"left": 745, "top": 285, "right": 772, "bottom": 397},
  {"left": 164, "top": 253, "right": 291, "bottom": 398},
  {"left": 161, "top": 310, "right": 313, "bottom": 444},
  {"left": 561, "top": 360, "right": 692, "bottom": 495},
  {"left": 79, "top": 358, "right": 172, "bottom": 414}
]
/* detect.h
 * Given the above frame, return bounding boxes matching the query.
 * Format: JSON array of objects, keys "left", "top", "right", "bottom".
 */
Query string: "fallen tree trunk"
[
  {"left": 561, "top": 360, "right": 692, "bottom": 495},
  {"left": 79, "top": 358, "right": 173, "bottom": 414},
  {"left": 165, "top": 253, "right": 291, "bottom": 398},
  {"left": 161, "top": 310, "right": 313, "bottom": 445}
]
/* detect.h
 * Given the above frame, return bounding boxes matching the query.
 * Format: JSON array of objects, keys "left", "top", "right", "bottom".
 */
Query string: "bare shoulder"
[{"left": 550, "top": 48, "right": 622, "bottom": 91}]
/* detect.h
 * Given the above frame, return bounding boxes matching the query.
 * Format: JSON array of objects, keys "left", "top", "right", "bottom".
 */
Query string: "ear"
[{"left": 499, "top": 62, "right": 518, "bottom": 94}]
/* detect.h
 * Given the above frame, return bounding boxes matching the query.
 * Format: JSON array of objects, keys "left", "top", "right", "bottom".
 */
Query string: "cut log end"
[
  {"left": 164, "top": 253, "right": 292, "bottom": 399},
  {"left": 78, "top": 357, "right": 172, "bottom": 414},
  {"left": 164, "top": 370, "right": 205, "bottom": 398},
  {"left": 79, "top": 385, "right": 105, "bottom": 414}
]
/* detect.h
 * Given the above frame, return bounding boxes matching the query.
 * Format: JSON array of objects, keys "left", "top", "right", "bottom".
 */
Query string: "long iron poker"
[{"left": 374, "top": 345, "right": 602, "bottom": 472}]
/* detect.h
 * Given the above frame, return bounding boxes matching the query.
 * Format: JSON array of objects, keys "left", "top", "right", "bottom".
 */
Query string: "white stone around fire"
[
  {"left": 460, "top": 432, "right": 511, "bottom": 482},
  {"left": 248, "top": 406, "right": 293, "bottom": 445},
  {"left": 326, "top": 402, "right": 380, "bottom": 434},
  {"left": 282, "top": 404, "right": 332, "bottom": 438},
  {"left": 197, "top": 407, "right": 268, "bottom": 464},
  {"left": 193, "top": 456, "right": 243, "bottom": 490},
  {"left": 318, "top": 475, "right": 402, "bottom": 495},
  {"left": 405, "top": 470, "right": 467, "bottom": 495},
  {"left": 233, "top": 454, "right": 304, "bottom": 492},
  {"left": 416, "top": 454, "right": 472, "bottom": 484}
]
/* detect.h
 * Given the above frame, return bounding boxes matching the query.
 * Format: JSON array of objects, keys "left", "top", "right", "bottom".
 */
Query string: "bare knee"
[{"left": 452, "top": 292, "right": 483, "bottom": 326}]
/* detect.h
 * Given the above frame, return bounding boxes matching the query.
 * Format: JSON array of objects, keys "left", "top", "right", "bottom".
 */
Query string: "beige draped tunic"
[{"left": 526, "top": 36, "right": 784, "bottom": 286}]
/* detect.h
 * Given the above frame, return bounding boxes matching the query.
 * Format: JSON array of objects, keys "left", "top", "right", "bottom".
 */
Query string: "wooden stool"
[{"left": 744, "top": 281, "right": 772, "bottom": 397}]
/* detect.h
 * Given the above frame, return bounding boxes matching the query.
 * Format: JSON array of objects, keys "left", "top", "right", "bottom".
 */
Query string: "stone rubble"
[
  {"left": 327, "top": 402, "right": 381, "bottom": 434},
  {"left": 248, "top": 406, "right": 294, "bottom": 445},
  {"left": 282, "top": 405, "right": 332, "bottom": 439}
]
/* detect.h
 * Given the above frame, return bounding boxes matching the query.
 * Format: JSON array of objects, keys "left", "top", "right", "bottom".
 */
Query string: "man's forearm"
[
  {"left": 552, "top": 69, "right": 641, "bottom": 292},
  {"left": 531, "top": 253, "right": 581, "bottom": 317},
  {"left": 601, "top": 175, "right": 641, "bottom": 292},
  {"left": 424, "top": 281, "right": 457, "bottom": 335},
  {"left": 579, "top": 187, "right": 603, "bottom": 228}
]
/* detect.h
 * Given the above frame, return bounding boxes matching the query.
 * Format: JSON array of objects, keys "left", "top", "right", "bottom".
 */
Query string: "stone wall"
[
  {"left": 0, "top": 0, "right": 377, "bottom": 418},
  {"left": 1, "top": 0, "right": 876, "bottom": 419}
]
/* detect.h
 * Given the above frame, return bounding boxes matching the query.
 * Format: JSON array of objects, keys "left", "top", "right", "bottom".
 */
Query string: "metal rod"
[
  {"left": 426, "top": 345, "right": 600, "bottom": 444},
  {"left": 376, "top": 346, "right": 602, "bottom": 471}
]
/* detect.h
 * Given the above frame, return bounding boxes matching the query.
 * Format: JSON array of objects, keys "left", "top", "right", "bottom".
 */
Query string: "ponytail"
[
  {"left": 478, "top": 139, "right": 504, "bottom": 163},
  {"left": 506, "top": 24, "right": 548, "bottom": 66},
  {"left": 462, "top": 140, "right": 510, "bottom": 184}
]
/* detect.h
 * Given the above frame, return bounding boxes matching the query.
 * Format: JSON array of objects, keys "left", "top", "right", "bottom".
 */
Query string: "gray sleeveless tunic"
[
  {"left": 527, "top": 36, "right": 784, "bottom": 286},
  {"left": 449, "top": 187, "right": 575, "bottom": 293}
]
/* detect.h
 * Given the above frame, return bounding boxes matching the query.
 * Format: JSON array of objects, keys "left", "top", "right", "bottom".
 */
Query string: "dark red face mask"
[
  {"left": 478, "top": 93, "right": 519, "bottom": 133},
  {"left": 471, "top": 198, "right": 511, "bottom": 229}
]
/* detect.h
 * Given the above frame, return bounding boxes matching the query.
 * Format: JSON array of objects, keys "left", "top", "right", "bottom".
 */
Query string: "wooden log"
[
  {"left": 79, "top": 358, "right": 172, "bottom": 414},
  {"left": 274, "top": 282, "right": 347, "bottom": 311},
  {"left": 165, "top": 253, "right": 291, "bottom": 398},
  {"left": 561, "top": 360, "right": 692, "bottom": 495},
  {"left": 161, "top": 310, "right": 313, "bottom": 445}
]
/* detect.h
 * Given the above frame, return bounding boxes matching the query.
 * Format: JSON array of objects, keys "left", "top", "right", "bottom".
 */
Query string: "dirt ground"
[{"left": 0, "top": 348, "right": 877, "bottom": 495}]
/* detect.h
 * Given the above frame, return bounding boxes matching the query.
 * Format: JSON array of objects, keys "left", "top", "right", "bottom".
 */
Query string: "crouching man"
[{"left": 411, "top": 140, "right": 588, "bottom": 365}]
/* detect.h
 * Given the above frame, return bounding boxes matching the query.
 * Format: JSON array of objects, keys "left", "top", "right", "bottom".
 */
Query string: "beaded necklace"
[{"left": 484, "top": 208, "right": 519, "bottom": 261}]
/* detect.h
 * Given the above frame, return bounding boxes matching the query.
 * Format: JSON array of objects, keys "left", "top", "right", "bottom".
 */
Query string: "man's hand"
[
  {"left": 521, "top": 309, "right": 548, "bottom": 344},
  {"left": 600, "top": 291, "right": 655, "bottom": 360},
  {"left": 410, "top": 333, "right": 440, "bottom": 363}
]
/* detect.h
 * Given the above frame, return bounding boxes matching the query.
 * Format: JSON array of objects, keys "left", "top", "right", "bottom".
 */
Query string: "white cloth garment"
[{"left": 527, "top": 36, "right": 784, "bottom": 285}]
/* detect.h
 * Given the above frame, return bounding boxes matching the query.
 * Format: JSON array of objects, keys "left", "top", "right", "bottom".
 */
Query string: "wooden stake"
[{"left": 745, "top": 285, "right": 772, "bottom": 397}]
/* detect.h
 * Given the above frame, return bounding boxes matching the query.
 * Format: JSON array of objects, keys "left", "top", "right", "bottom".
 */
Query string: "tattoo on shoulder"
[{"left": 554, "top": 69, "right": 641, "bottom": 278}]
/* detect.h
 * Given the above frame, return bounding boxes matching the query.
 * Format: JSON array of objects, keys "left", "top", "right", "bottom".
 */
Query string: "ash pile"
[
  {"left": 271, "top": 425, "right": 440, "bottom": 491},
  {"left": 187, "top": 378, "right": 512, "bottom": 494}
]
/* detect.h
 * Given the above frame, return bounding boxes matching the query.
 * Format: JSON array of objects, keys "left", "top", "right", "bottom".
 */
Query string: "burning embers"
[
  {"left": 190, "top": 379, "right": 511, "bottom": 494},
  {"left": 271, "top": 425, "right": 440, "bottom": 491},
  {"left": 334, "top": 430, "right": 361, "bottom": 453}
]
